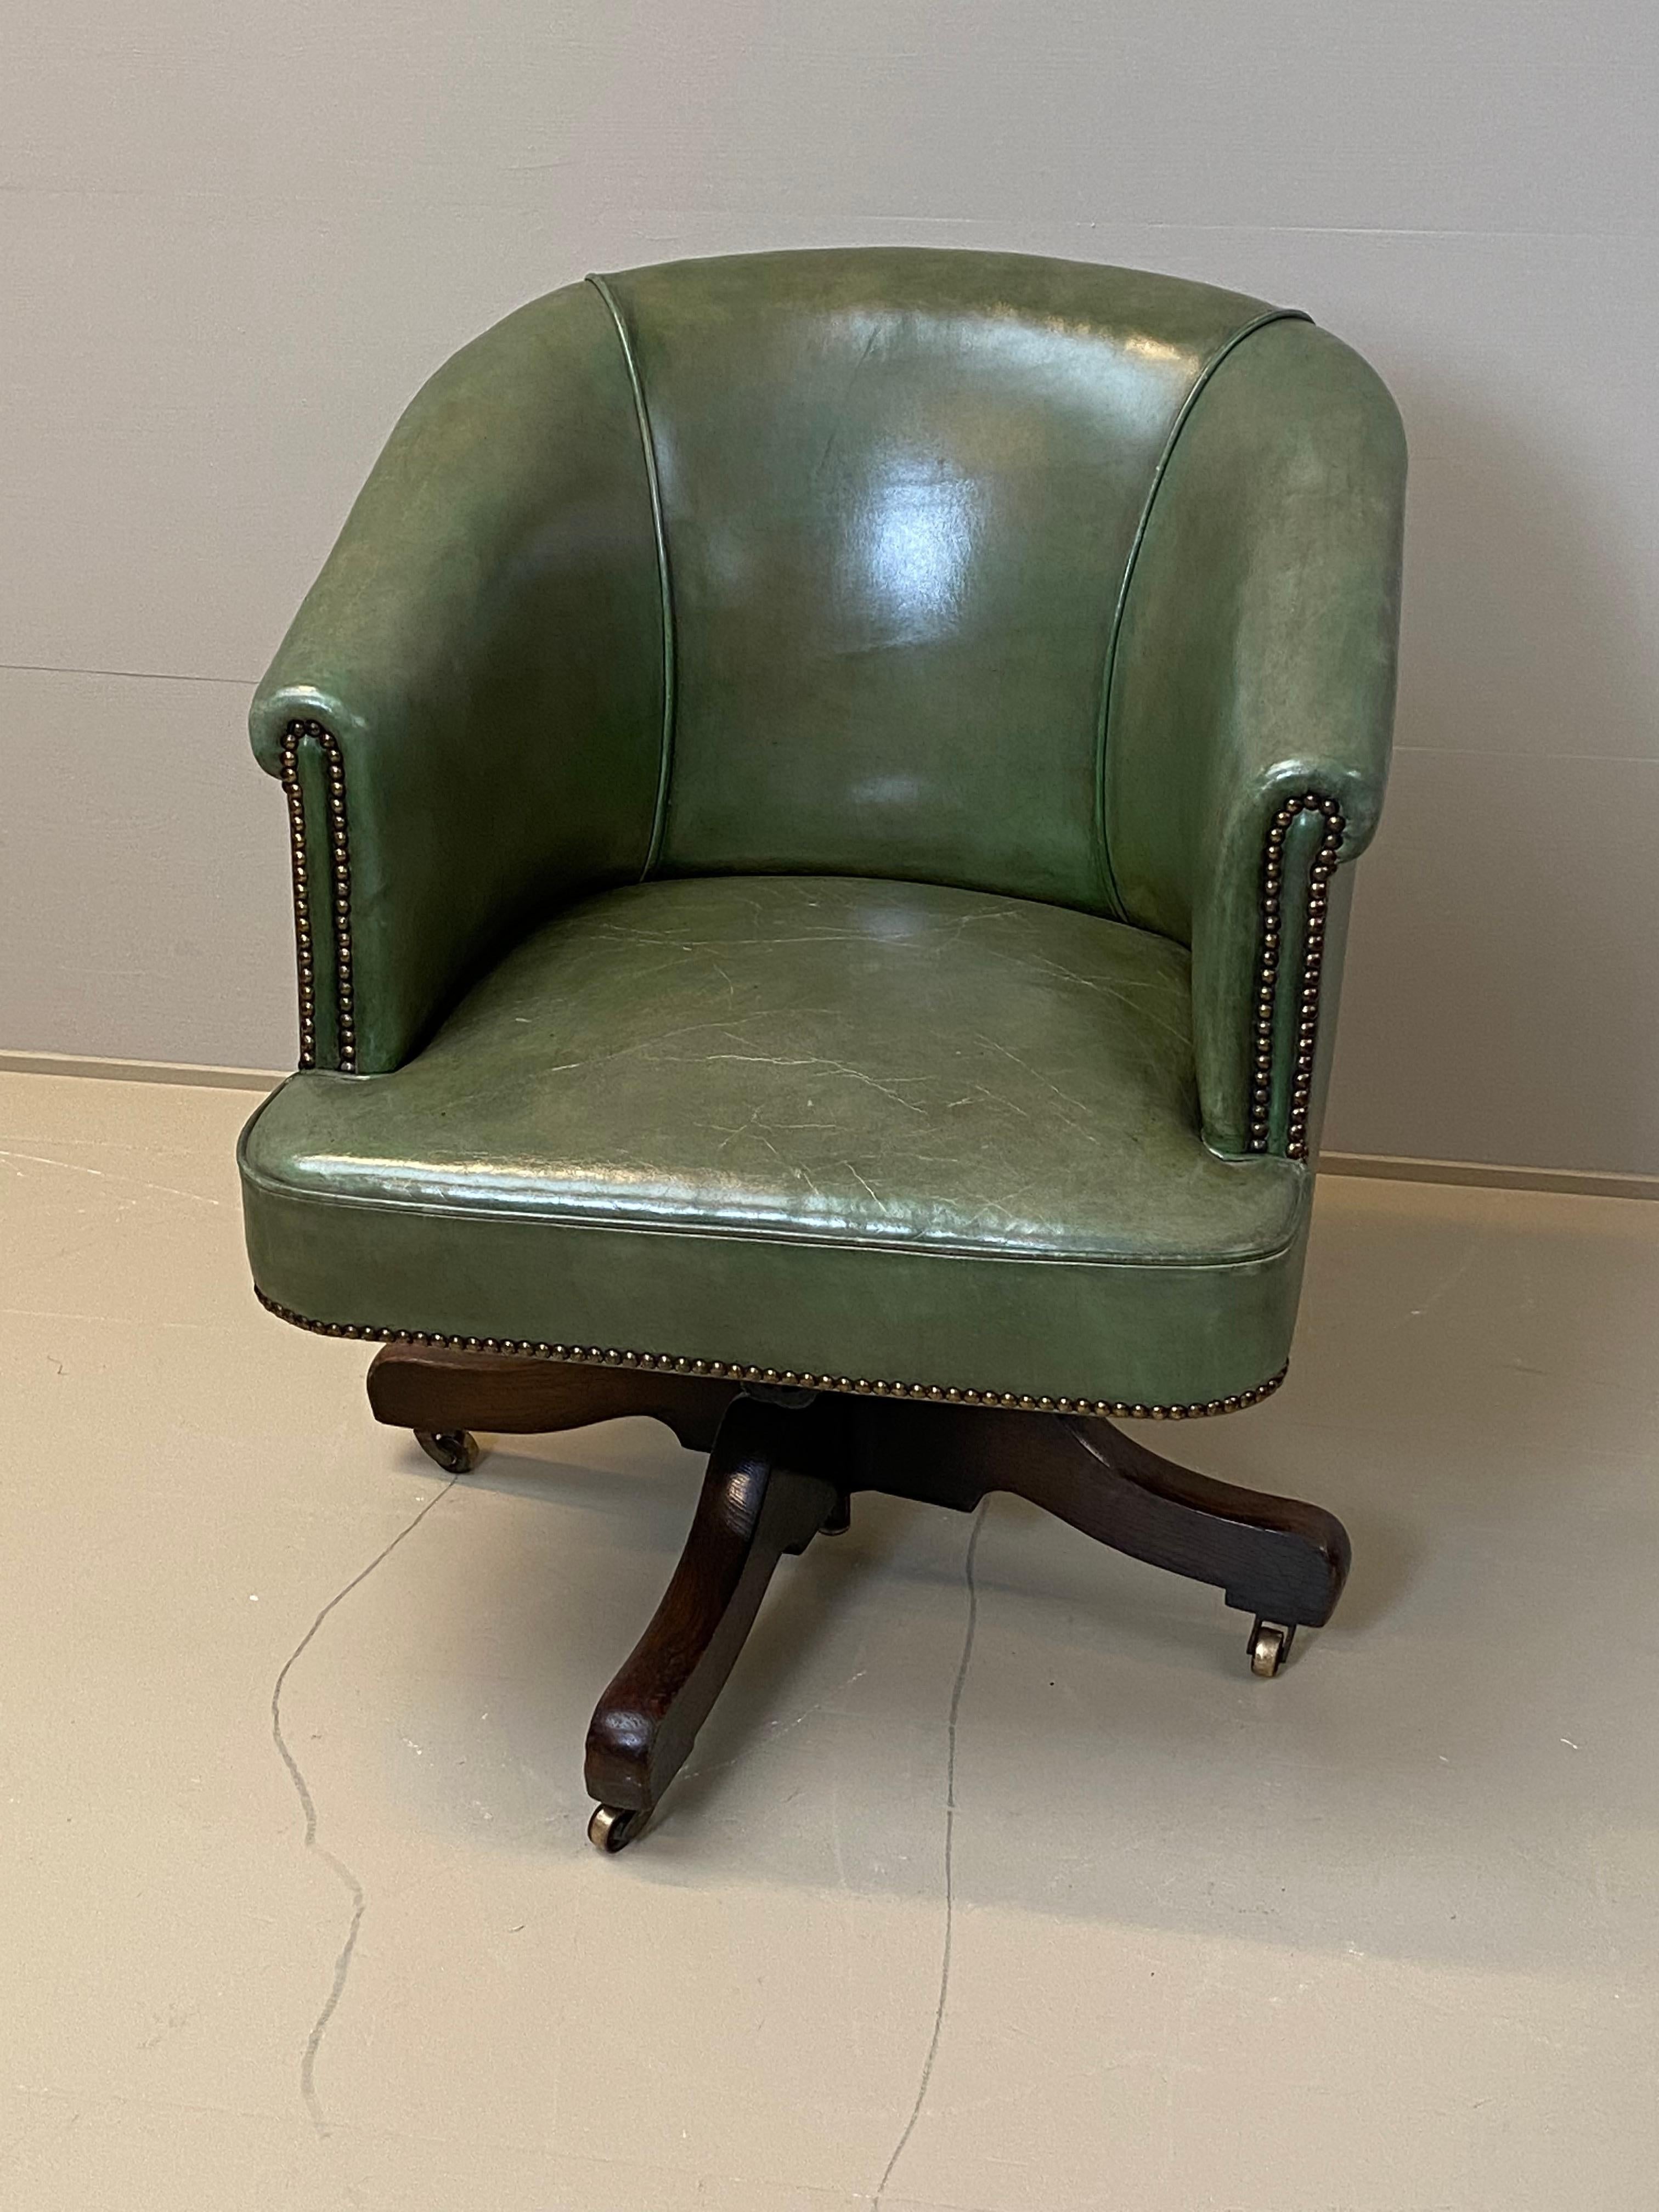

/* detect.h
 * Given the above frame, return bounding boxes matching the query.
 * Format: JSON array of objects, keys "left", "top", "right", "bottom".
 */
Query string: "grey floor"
[{"left": 3, "top": 1070, "right": 1656, "bottom": 2209}]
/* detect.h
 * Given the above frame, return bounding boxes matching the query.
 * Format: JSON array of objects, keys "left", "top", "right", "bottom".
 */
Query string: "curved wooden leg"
[
  {"left": 1044, "top": 1415, "right": 1351, "bottom": 1628},
  {"left": 868, "top": 1401, "right": 1349, "bottom": 1628},
  {"left": 584, "top": 1394, "right": 842, "bottom": 1839},
  {"left": 364, "top": 1351, "right": 1351, "bottom": 1844},
  {"left": 841, "top": 1398, "right": 1349, "bottom": 1661}
]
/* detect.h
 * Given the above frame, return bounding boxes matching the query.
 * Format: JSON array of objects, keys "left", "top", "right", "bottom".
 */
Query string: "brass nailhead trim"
[
  {"left": 253, "top": 1287, "right": 1286, "bottom": 1421},
  {"left": 279, "top": 718, "right": 357, "bottom": 1075},
  {"left": 1248, "top": 792, "right": 1345, "bottom": 1162}
]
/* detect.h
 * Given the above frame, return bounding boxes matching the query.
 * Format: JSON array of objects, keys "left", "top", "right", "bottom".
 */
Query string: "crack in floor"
[
  {"left": 872, "top": 1499, "right": 986, "bottom": 2207},
  {"left": 269, "top": 1471, "right": 459, "bottom": 2135}
]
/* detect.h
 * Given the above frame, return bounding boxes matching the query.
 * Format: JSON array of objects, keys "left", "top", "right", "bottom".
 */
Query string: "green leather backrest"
[{"left": 595, "top": 249, "right": 1301, "bottom": 917}]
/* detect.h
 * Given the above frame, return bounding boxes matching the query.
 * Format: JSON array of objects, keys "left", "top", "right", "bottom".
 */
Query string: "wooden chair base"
[{"left": 367, "top": 1345, "right": 1350, "bottom": 1850}]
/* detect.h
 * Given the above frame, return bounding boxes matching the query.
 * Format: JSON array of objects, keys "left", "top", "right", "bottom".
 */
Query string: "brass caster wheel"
[
  {"left": 1248, "top": 1618, "right": 1296, "bottom": 1678},
  {"left": 416, "top": 1429, "right": 481, "bottom": 1475},
  {"left": 588, "top": 1803, "right": 647, "bottom": 1854}
]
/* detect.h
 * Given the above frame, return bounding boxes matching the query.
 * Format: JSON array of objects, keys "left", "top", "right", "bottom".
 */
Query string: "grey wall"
[{"left": 5, "top": 2, "right": 1656, "bottom": 1172}]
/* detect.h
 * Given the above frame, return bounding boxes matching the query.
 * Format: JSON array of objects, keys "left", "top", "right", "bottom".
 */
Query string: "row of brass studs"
[
  {"left": 276, "top": 726, "right": 315, "bottom": 1068},
  {"left": 254, "top": 1288, "right": 1286, "bottom": 1421},
  {"left": 279, "top": 718, "right": 357, "bottom": 1074},
  {"left": 1248, "top": 792, "right": 1345, "bottom": 1161}
]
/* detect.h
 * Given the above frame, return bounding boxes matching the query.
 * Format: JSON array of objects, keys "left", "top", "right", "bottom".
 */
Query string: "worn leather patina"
[
  {"left": 599, "top": 250, "right": 1295, "bottom": 910},
  {"left": 241, "top": 247, "right": 1404, "bottom": 1408},
  {"left": 241, "top": 876, "right": 1308, "bottom": 1404},
  {"left": 251, "top": 279, "right": 665, "bottom": 1074},
  {"left": 1103, "top": 315, "right": 1406, "bottom": 1152}
]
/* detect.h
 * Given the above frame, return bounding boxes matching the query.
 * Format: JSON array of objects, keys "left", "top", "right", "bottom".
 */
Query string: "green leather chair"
[{"left": 240, "top": 247, "right": 1405, "bottom": 1850}]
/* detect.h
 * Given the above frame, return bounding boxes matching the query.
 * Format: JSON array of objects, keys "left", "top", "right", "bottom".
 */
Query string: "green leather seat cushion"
[{"left": 240, "top": 874, "right": 1310, "bottom": 1408}]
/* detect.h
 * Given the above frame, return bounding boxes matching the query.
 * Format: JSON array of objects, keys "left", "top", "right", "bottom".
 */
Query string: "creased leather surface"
[
  {"left": 249, "top": 278, "right": 664, "bottom": 1073},
  {"left": 241, "top": 876, "right": 1310, "bottom": 1405},
  {"left": 244, "top": 875, "right": 1301, "bottom": 1260}
]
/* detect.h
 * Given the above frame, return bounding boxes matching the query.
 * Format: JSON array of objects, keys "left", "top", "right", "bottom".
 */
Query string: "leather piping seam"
[
  {"left": 253, "top": 1286, "right": 1286, "bottom": 1421},
  {"left": 588, "top": 273, "right": 675, "bottom": 877},
  {"left": 1247, "top": 791, "right": 1345, "bottom": 1159},
  {"left": 279, "top": 718, "right": 356, "bottom": 1074},
  {"left": 1092, "top": 306, "right": 1311, "bottom": 919}
]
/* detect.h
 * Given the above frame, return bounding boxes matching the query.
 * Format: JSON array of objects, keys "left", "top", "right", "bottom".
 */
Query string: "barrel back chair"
[{"left": 239, "top": 248, "right": 1406, "bottom": 1850}]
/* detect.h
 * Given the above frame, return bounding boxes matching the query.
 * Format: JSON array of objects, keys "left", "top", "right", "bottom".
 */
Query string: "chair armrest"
[
  {"left": 1104, "top": 317, "right": 1407, "bottom": 1156},
  {"left": 251, "top": 278, "right": 668, "bottom": 1073}
]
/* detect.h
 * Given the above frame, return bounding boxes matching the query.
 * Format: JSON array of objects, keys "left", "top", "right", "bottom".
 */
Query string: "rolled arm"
[
  {"left": 251, "top": 278, "right": 667, "bottom": 1073},
  {"left": 1104, "top": 317, "right": 1407, "bottom": 1157}
]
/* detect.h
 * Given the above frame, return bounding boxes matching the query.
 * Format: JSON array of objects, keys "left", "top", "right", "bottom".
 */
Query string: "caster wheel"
[
  {"left": 1248, "top": 1618, "right": 1296, "bottom": 1678},
  {"left": 588, "top": 1803, "right": 647, "bottom": 1854},
  {"left": 416, "top": 1429, "right": 481, "bottom": 1475}
]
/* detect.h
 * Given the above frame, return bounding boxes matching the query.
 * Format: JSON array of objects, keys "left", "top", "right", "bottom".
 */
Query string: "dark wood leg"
[
  {"left": 840, "top": 1399, "right": 1348, "bottom": 1675},
  {"left": 1029, "top": 1416, "right": 1350, "bottom": 1633},
  {"left": 583, "top": 1393, "right": 842, "bottom": 1847},
  {"left": 847, "top": 1402, "right": 1348, "bottom": 1627},
  {"left": 358, "top": 1348, "right": 1351, "bottom": 1845}
]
